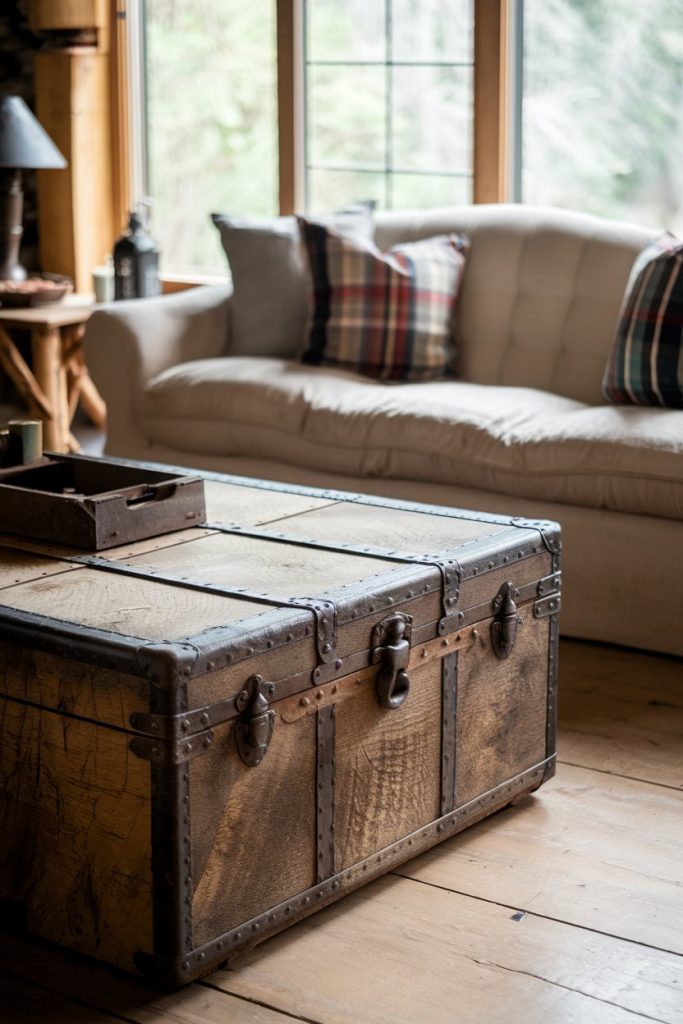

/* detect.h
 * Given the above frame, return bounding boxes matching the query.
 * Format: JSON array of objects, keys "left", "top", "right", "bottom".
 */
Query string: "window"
[
  {"left": 132, "top": 0, "right": 476, "bottom": 272},
  {"left": 514, "top": 0, "right": 683, "bottom": 233},
  {"left": 132, "top": 0, "right": 683, "bottom": 276},
  {"left": 304, "top": 0, "right": 474, "bottom": 212},
  {"left": 139, "top": 0, "right": 279, "bottom": 273}
]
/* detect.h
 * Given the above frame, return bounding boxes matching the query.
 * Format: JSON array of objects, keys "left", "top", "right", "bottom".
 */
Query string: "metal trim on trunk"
[{"left": 134, "top": 756, "right": 554, "bottom": 986}]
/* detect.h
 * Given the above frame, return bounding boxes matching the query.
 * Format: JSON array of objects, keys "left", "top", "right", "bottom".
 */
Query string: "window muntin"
[{"left": 304, "top": 0, "right": 474, "bottom": 212}]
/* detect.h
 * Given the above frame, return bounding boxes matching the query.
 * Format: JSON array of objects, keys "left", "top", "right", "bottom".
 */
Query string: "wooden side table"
[{"left": 0, "top": 296, "right": 106, "bottom": 453}]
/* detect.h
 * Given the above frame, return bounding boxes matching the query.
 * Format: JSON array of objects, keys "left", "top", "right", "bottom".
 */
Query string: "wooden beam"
[
  {"left": 29, "top": 0, "right": 107, "bottom": 31},
  {"left": 276, "top": 0, "right": 305, "bottom": 214},
  {"left": 473, "top": 0, "right": 510, "bottom": 203},
  {"left": 35, "top": 49, "right": 115, "bottom": 292},
  {"left": 109, "top": 0, "right": 131, "bottom": 236}
]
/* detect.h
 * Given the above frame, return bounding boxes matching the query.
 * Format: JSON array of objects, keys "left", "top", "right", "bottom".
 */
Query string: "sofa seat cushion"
[{"left": 141, "top": 357, "right": 683, "bottom": 520}]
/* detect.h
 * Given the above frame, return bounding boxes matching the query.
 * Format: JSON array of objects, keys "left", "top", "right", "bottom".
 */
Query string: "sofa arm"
[{"left": 85, "top": 284, "right": 232, "bottom": 453}]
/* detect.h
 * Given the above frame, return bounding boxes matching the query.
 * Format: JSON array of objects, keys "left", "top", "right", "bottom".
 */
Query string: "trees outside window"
[{"left": 139, "top": 0, "right": 683, "bottom": 272}]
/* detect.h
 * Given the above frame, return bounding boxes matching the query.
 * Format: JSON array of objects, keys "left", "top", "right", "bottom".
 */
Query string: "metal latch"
[
  {"left": 235, "top": 674, "right": 275, "bottom": 767},
  {"left": 491, "top": 581, "right": 522, "bottom": 660},
  {"left": 372, "top": 613, "right": 413, "bottom": 709}
]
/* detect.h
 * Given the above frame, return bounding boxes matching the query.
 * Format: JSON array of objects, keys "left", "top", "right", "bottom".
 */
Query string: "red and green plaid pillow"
[
  {"left": 298, "top": 218, "right": 469, "bottom": 381},
  {"left": 603, "top": 234, "right": 683, "bottom": 408}
]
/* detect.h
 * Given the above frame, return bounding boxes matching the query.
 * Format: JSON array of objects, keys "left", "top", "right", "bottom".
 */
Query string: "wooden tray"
[{"left": 0, "top": 453, "right": 206, "bottom": 550}]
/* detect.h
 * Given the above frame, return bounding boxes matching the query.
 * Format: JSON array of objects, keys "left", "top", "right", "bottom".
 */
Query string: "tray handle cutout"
[{"left": 125, "top": 482, "right": 178, "bottom": 507}]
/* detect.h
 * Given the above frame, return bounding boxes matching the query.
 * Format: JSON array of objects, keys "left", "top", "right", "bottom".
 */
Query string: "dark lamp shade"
[{"left": 0, "top": 95, "right": 66, "bottom": 170}]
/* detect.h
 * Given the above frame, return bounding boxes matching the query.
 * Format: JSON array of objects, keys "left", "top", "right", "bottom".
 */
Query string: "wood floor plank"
[
  {"left": 213, "top": 874, "right": 683, "bottom": 1024},
  {"left": 0, "top": 925, "right": 305, "bottom": 1024},
  {"left": 557, "top": 640, "right": 683, "bottom": 788},
  {"left": 0, "top": 971, "right": 127, "bottom": 1024},
  {"left": 395, "top": 763, "right": 683, "bottom": 954}
]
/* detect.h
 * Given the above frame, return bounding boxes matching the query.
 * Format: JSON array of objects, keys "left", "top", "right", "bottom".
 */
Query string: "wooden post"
[
  {"left": 32, "top": 326, "right": 68, "bottom": 452},
  {"left": 277, "top": 0, "right": 305, "bottom": 215},
  {"left": 473, "top": 0, "right": 510, "bottom": 204},
  {"left": 30, "top": 0, "right": 118, "bottom": 292}
]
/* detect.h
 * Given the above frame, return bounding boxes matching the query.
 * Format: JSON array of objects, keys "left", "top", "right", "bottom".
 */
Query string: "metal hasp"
[
  {"left": 372, "top": 612, "right": 413, "bottom": 709},
  {"left": 491, "top": 581, "right": 522, "bottom": 660},
  {"left": 234, "top": 674, "right": 275, "bottom": 767}
]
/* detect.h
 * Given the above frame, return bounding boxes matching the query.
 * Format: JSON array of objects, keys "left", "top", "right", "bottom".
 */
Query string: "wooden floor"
[{"left": 1, "top": 639, "right": 681, "bottom": 1024}]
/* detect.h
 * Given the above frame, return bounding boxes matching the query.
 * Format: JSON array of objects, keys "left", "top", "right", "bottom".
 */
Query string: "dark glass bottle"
[{"left": 113, "top": 210, "right": 161, "bottom": 300}]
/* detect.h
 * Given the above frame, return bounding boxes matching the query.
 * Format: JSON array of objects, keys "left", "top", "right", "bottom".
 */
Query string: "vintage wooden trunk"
[{"left": 0, "top": 466, "right": 561, "bottom": 985}]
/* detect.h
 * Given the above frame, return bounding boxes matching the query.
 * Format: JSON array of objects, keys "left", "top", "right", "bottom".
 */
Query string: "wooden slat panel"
[
  {"left": 473, "top": 0, "right": 510, "bottom": 203},
  {"left": 3, "top": 568, "right": 275, "bottom": 640},
  {"left": 0, "top": 702, "right": 152, "bottom": 971},
  {"left": 36, "top": 50, "right": 115, "bottom": 292},
  {"left": 276, "top": 0, "right": 304, "bottom": 215},
  {"left": 121, "top": 532, "right": 399, "bottom": 599},
  {"left": 0, "top": 547, "right": 78, "bottom": 590},
  {"left": 0, "top": 642, "right": 147, "bottom": 728},
  {"left": 455, "top": 613, "right": 549, "bottom": 804},
  {"left": 204, "top": 479, "right": 337, "bottom": 526},
  {"left": 191, "top": 714, "right": 317, "bottom": 946},
  {"left": 214, "top": 874, "right": 683, "bottom": 1024},
  {"left": 273, "top": 501, "right": 507, "bottom": 552},
  {"left": 557, "top": 639, "right": 683, "bottom": 789},
  {"left": 458, "top": 551, "right": 551, "bottom": 609},
  {"left": 335, "top": 661, "right": 442, "bottom": 869},
  {"left": 396, "top": 762, "right": 683, "bottom": 954}
]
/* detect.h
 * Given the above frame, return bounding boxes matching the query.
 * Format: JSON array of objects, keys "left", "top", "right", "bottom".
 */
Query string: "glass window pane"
[
  {"left": 521, "top": 0, "right": 683, "bottom": 232},
  {"left": 308, "top": 169, "right": 387, "bottom": 213},
  {"left": 392, "top": 0, "right": 473, "bottom": 63},
  {"left": 308, "top": 66, "right": 386, "bottom": 167},
  {"left": 145, "top": 0, "right": 277, "bottom": 272},
  {"left": 307, "top": 0, "right": 385, "bottom": 63},
  {"left": 392, "top": 66, "right": 472, "bottom": 173},
  {"left": 390, "top": 173, "right": 471, "bottom": 209}
]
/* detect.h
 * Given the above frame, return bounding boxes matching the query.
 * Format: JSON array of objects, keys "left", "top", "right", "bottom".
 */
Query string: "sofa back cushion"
[
  {"left": 212, "top": 206, "right": 373, "bottom": 359},
  {"left": 374, "top": 204, "right": 658, "bottom": 405}
]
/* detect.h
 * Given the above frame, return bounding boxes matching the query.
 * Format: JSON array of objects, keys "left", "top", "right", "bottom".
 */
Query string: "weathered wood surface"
[
  {"left": 191, "top": 714, "right": 318, "bottom": 946},
  {"left": 335, "top": 660, "right": 442, "bottom": 869},
  {"left": 0, "top": 643, "right": 147, "bottom": 728},
  {"left": 0, "top": 639, "right": 679, "bottom": 1024},
  {"left": 2, "top": 567, "right": 277, "bottom": 640},
  {"left": 218, "top": 874, "right": 683, "bottom": 1024},
  {"left": 456, "top": 614, "right": 549, "bottom": 804},
  {"left": 557, "top": 639, "right": 683, "bottom": 789},
  {"left": 264, "top": 499, "right": 508, "bottom": 550},
  {"left": 0, "top": 546, "right": 78, "bottom": 590},
  {"left": 120, "top": 531, "right": 398, "bottom": 599},
  {"left": 0, "top": 934, "right": 299, "bottom": 1024},
  {"left": 204, "top": 480, "right": 338, "bottom": 527},
  {"left": 395, "top": 762, "right": 683, "bottom": 954},
  {"left": 0, "top": 701, "right": 153, "bottom": 971}
]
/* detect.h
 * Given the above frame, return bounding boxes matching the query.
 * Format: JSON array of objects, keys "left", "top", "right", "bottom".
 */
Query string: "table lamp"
[{"left": 0, "top": 95, "right": 67, "bottom": 282}]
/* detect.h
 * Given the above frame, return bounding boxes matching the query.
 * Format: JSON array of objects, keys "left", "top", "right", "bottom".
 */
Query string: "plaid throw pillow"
[
  {"left": 298, "top": 219, "right": 469, "bottom": 381},
  {"left": 603, "top": 234, "right": 683, "bottom": 408}
]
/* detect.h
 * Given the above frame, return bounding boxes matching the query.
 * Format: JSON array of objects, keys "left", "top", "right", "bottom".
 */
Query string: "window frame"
[{"left": 116, "top": 0, "right": 512, "bottom": 280}]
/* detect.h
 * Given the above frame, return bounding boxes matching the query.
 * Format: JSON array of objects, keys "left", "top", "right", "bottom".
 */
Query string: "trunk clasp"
[
  {"left": 372, "top": 613, "right": 413, "bottom": 709},
  {"left": 491, "top": 581, "right": 522, "bottom": 660},
  {"left": 235, "top": 674, "right": 275, "bottom": 767}
]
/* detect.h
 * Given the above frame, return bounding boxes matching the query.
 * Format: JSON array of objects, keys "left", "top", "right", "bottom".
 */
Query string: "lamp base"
[{"left": 0, "top": 169, "right": 27, "bottom": 283}]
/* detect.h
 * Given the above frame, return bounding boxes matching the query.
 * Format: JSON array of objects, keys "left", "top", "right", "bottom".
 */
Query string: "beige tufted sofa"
[{"left": 86, "top": 205, "right": 683, "bottom": 656}]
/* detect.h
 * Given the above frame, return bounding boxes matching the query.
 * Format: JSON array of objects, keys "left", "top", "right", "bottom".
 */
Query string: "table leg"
[
  {"left": 32, "top": 326, "right": 69, "bottom": 452},
  {"left": 63, "top": 324, "right": 107, "bottom": 430},
  {"left": 0, "top": 325, "right": 52, "bottom": 420}
]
